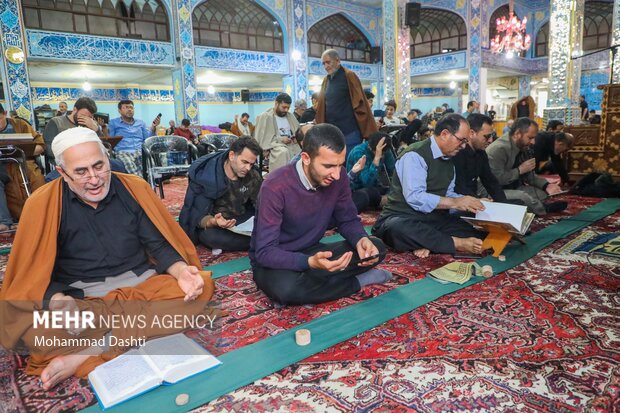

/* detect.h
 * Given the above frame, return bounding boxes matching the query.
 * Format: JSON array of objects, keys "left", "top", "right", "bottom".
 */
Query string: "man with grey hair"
[
  {"left": 0, "top": 126, "right": 214, "bottom": 390},
  {"left": 293, "top": 99, "right": 307, "bottom": 122},
  {"left": 315, "top": 49, "right": 376, "bottom": 154}
]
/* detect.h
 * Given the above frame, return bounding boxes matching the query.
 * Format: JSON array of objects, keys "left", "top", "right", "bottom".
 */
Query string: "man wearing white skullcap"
[{"left": 0, "top": 126, "right": 215, "bottom": 390}]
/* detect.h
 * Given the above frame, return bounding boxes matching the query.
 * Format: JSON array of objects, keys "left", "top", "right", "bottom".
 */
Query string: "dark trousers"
[
  {"left": 351, "top": 186, "right": 382, "bottom": 213},
  {"left": 373, "top": 212, "right": 484, "bottom": 254},
  {"left": 198, "top": 227, "right": 251, "bottom": 251},
  {"left": 252, "top": 237, "right": 386, "bottom": 305}
]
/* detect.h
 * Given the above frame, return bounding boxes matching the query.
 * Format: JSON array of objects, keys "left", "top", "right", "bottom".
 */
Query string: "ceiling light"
[
  {"left": 82, "top": 81, "right": 92, "bottom": 91},
  {"left": 449, "top": 81, "right": 457, "bottom": 89},
  {"left": 197, "top": 72, "right": 232, "bottom": 85},
  {"left": 291, "top": 50, "right": 302, "bottom": 61},
  {"left": 207, "top": 85, "right": 215, "bottom": 95},
  {"left": 490, "top": 0, "right": 531, "bottom": 57}
]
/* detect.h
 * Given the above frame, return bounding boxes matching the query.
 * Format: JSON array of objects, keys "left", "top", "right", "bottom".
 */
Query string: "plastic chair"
[
  {"left": 0, "top": 145, "right": 31, "bottom": 197},
  {"left": 141, "top": 136, "right": 196, "bottom": 198},
  {"left": 199, "top": 133, "right": 237, "bottom": 154}
]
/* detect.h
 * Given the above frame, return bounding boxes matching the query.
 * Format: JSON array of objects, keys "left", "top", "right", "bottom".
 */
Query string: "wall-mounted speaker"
[
  {"left": 241, "top": 89, "right": 250, "bottom": 103},
  {"left": 370, "top": 46, "right": 381, "bottom": 63},
  {"left": 405, "top": 3, "right": 421, "bottom": 27}
]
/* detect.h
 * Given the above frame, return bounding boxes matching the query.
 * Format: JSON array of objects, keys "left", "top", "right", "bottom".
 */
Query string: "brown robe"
[
  {"left": 509, "top": 96, "right": 536, "bottom": 120},
  {"left": 0, "top": 173, "right": 215, "bottom": 377},
  {"left": 230, "top": 120, "right": 255, "bottom": 137},
  {"left": 315, "top": 66, "right": 377, "bottom": 140},
  {"left": 4, "top": 117, "right": 46, "bottom": 219}
]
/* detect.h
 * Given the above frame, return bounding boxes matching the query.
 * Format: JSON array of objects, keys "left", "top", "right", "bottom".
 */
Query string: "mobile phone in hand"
[{"left": 349, "top": 253, "right": 380, "bottom": 266}]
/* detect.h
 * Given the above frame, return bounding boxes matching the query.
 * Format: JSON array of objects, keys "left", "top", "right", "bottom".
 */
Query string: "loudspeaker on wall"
[
  {"left": 405, "top": 2, "right": 421, "bottom": 27},
  {"left": 241, "top": 89, "right": 250, "bottom": 102}
]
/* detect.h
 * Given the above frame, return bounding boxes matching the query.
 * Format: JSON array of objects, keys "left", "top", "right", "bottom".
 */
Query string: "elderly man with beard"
[
  {"left": 180, "top": 136, "right": 263, "bottom": 251},
  {"left": 254, "top": 93, "right": 300, "bottom": 173},
  {"left": 315, "top": 49, "right": 377, "bottom": 154},
  {"left": 0, "top": 127, "right": 214, "bottom": 390},
  {"left": 250, "top": 124, "right": 390, "bottom": 305}
]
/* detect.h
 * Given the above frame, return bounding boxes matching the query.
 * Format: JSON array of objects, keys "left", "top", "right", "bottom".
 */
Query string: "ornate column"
[
  {"left": 518, "top": 75, "right": 531, "bottom": 98},
  {"left": 0, "top": 0, "right": 35, "bottom": 124},
  {"left": 289, "top": 0, "right": 308, "bottom": 102},
  {"left": 171, "top": 0, "right": 199, "bottom": 123},
  {"left": 611, "top": 0, "right": 620, "bottom": 84},
  {"left": 383, "top": 0, "right": 410, "bottom": 111},
  {"left": 467, "top": 0, "right": 488, "bottom": 109},
  {"left": 546, "top": 0, "right": 585, "bottom": 124}
]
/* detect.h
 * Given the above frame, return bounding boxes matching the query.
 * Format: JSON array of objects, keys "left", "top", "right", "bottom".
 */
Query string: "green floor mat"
[{"left": 81, "top": 199, "right": 620, "bottom": 412}]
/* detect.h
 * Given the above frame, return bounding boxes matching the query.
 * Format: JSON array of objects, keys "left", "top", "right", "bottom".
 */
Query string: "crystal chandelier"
[{"left": 490, "top": 0, "right": 531, "bottom": 57}]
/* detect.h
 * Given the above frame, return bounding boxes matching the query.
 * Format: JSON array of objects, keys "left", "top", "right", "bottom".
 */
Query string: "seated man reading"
[
  {"left": 486, "top": 117, "right": 565, "bottom": 215},
  {"left": 0, "top": 127, "right": 214, "bottom": 390},
  {"left": 533, "top": 130, "right": 574, "bottom": 186},
  {"left": 373, "top": 114, "right": 486, "bottom": 258},
  {"left": 250, "top": 124, "right": 391, "bottom": 305},
  {"left": 180, "top": 136, "right": 263, "bottom": 251}
]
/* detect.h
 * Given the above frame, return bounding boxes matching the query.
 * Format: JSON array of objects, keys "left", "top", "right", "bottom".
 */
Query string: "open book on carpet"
[
  {"left": 89, "top": 334, "right": 221, "bottom": 409},
  {"left": 227, "top": 216, "right": 254, "bottom": 236},
  {"left": 461, "top": 201, "right": 534, "bottom": 236}
]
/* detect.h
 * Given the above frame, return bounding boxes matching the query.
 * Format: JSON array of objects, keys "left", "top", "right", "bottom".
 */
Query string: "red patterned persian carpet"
[{"left": 0, "top": 179, "right": 617, "bottom": 412}]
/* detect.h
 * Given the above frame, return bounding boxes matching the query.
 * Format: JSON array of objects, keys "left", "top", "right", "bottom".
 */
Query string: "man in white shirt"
[
  {"left": 254, "top": 93, "right": 300, "bottom": 173},
  {"left": 382, "top": 100, "right": 403, "bottom": 126}
]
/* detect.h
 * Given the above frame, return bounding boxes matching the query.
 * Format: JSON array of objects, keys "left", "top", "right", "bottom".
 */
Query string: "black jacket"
[
  {"left": 179, "top": 151, "right": 230, "bottom": 243},
  {"left": 533, "top": 132, "right": 569, "bottom": 183},
  {"left": 453, "top": 144, "right": 507, "bottom": 202}
]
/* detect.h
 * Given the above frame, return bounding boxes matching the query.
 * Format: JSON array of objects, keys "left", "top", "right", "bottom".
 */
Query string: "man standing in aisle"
[{"left": 315, "top": 49, "right": 376, "bottom": 153}]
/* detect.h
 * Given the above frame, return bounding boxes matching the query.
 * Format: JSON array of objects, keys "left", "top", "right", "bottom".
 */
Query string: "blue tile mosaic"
[
  {"left": 308, "top": 58, "right": 379, "bottom": 80},
  {"left": 410, "top": 51, "right": 467, "bottom": 76},
  {"left": 26, "top": 30, "right": 174, "bottom": 65},
  {"left": 195, "top": 46, "right": 289, "bottom": 74}
]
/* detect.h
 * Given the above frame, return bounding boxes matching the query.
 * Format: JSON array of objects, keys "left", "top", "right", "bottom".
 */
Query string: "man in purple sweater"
[{"left": 250, "top": 124, "right": 391, "bottom": 305}]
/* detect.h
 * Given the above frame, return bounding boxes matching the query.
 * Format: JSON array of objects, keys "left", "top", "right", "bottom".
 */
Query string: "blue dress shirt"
[
  {"left": 395, "top": 136, "right": 461, "bottom": 213},
  {"left": 108, "top": 117, "right": 153, "bottom": 152}
]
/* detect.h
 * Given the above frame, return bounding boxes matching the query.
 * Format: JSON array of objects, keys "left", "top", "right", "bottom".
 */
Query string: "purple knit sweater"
[{"left": 249, "top": 163, "right": 367, "bottom": 271}]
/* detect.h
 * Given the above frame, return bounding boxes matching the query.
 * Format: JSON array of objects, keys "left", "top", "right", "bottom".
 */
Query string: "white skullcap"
[{"left": 52, "top": 127, "right": 102, "bottom": 159}]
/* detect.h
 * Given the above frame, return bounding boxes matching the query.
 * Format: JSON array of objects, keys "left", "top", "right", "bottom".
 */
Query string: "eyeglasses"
[
  {"left": 483, "top": 132, "right": 497, "bottom": 140},
  {"left": 60, "top": 166, "right": 110, "bottom": 183},
  {"left": 451, "top": 133, "right": 469, "bottom": 145}
]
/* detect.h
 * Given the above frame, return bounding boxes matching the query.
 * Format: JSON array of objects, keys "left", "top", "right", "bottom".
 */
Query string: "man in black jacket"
[
  {"left": 533, "top": 130, "right": 574, "bottom": 185},
  {"left": 453, "top": 114, "right": 507, "bottom": 202},
  {"left": 179, "top": 137, "right": 263, "bottom": 251}
]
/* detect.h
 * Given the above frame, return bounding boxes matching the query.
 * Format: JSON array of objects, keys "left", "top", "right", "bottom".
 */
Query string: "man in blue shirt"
[
  {"left": 373, "top": 114, "right": 486, "bottom": 258},
  {"left": 462, "top": 100, "right": 479, "bottom": 118},
  {"left": 108, "top": 99, "right": 160, "bottom": 176}
]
